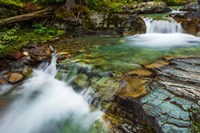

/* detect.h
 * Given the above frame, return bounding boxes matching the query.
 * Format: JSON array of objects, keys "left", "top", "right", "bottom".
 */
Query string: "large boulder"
[
  {"left": 54, "top": 7, "right": 146, "bottom": 37},
  {"left": 121, "top": 2, "right": 171, "bottom": 14},
  {"left": 173, "top": 12, "right": 200, "bottom": 36},
  {"left": 179, "top": 2, "right": 198, "bottom": 11}
]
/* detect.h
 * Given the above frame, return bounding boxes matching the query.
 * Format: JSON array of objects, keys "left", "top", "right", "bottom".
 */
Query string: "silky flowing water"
[
  {"left": 0, "top": 55, "right": 105, "bottom": 133},
  {"left": 1, "top": 16, "right": 200, "bottom": 133},
  {"left": 68, "top": 18, "right": 200, "bottom": 72}
]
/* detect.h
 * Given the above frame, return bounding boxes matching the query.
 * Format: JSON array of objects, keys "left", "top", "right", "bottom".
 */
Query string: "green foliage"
[
  {"left": 153, "top": 0, "right": 193, "bottom": 5},
  {"left": 195, "top": 123, "right": 200, "bottom": 133},
  {"left": 0, "top": 25, "right": 64, "bottom": 57},
  {"left": 33, "top": 0, "right": 64, "bottom": 5},
  {"left": 85, "top": 0, "right": 136, "bottom": 12},
  {"left": 0, "top": 0, "right": 24, "bottom": 7},
  {"left": 32, "top": 24, "right": 64, "bottom": 36}
]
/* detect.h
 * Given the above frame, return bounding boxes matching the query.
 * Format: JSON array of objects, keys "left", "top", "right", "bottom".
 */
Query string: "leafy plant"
[
  {"left": 195, "top": 123, "right": 200, "bottom": 133},
  {"left": 0, "top": 24, "right": 64, "bottom": 57}
]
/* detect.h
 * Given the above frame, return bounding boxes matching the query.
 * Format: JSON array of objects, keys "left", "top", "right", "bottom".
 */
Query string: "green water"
[{"left": 69, "top": 37, "right": 200, "bottom": 72}]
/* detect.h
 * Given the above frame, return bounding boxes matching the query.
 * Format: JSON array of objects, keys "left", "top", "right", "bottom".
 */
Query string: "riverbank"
[{"left": 0, "top": 0, "right": 200, "bottom": 133}]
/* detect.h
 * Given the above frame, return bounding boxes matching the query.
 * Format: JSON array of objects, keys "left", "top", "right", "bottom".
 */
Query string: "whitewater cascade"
[
  {"left": 144, "top": 18, "right": 182, "bottom": 33},
  {"left": 126, "top": 17, "right": 200, "bottom": 48},
  {"left": 0, "top": 55, "right": 102, "bottom": 133}
]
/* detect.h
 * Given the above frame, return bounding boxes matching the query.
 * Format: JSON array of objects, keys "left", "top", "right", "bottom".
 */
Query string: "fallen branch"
[{"left": 0, "top": 7, "right": 54, "bottom": 26}]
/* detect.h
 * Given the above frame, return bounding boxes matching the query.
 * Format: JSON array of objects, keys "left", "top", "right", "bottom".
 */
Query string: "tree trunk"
[
  {"left": 65, "top": 0, "right": 75, "bottom": 11},
  {"left": 0, "top": 7, "right": 54, "bottom": 26}
]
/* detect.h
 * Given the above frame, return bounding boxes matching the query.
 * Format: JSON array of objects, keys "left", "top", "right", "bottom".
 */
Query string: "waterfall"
[
  {"left": 0, "top": 54, "right": 102, "bottom": 133},
  {"left": 144, "top": 18, "right": 182, "bottom": 33},
  {"left": 126, "top": 18, "right": 200, "bottom": 48}
]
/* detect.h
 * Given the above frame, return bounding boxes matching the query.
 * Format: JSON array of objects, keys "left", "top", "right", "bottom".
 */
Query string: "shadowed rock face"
[
  {"left": 173, "top": 12, "right": 200, "bottom": 36},
  {"left": 105, "top": 58, "right": 200, "bottom": 133}
]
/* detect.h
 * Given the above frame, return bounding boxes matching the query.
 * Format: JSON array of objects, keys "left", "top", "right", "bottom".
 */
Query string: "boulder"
[
  {"left": 180, "top": 2, "right": 197, "bottom": 11},
  {"left": 173, "top": 12, "right": 200, "bottom": 36},
  {"left": 121, "top": 2, "right": 171, "bottom": 14},
  {"left": 54, "top": 7, "right": 146, "bottom": 36}
]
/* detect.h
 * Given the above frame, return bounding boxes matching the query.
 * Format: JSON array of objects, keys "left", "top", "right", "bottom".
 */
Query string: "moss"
[
  {"left": 153, "top": 0, "right": 194, "bottom": 6},
  {"left": 54, "top": 7, "right": 76, "bottom": 20},
  {"left": 0, "top": 25, "right": 64, "bottom": 58},
  {"left": 0, "top": 0, "right": 24, "bottom": 8},
  {"left": 195, "top": 123, "right": 200, "bottom": 133}
]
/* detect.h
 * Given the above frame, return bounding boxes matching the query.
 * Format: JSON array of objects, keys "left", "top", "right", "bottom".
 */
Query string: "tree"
[{"left": 65, "top": 0, "right": 75, "bottom": 10}]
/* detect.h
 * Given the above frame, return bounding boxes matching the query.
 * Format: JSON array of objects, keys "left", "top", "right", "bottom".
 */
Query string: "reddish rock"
[{"left": 9, "top": 51, "right": 24, "bottom": 59}]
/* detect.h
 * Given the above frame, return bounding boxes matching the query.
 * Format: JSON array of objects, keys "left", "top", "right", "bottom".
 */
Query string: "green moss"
[
  {"left": 153, "top": 0, "right": 194, "bottom": 6},
  {"left": 0, "top": 0, "right": 24, "bottom": 7},
  {"left": 195, "top": 123, "right": 200, "bottom": 133},
  {"left": 0, "top": 25, "right": 64, "bottom": 58}
]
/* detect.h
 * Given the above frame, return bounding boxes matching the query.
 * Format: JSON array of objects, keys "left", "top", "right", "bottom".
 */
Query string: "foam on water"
[
  {"left": 144, "top": 18, "right": 182, "bottom": 33},
  {"left": 0, "top": 54, "right": 102, "bottom": 133},
  {"left": 126, "top": 33, "right": 200, "bottom": 48},
  {"left": 126, "top": 18, "right": 200, "bottom": 48}
]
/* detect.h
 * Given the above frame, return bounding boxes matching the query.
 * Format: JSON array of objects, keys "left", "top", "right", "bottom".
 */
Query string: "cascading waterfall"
[
  {"left": 0, "top": 54, "right": 103, "bottom": 133},
  {"left": 126, "top": 17, "right": 200, "bottom": 48},
  {"left": 144, "top": 18, "right": 182, "bottom": 33}
]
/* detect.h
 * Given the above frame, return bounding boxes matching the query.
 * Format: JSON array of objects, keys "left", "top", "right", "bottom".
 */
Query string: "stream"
[{"left": 0, "top": 15, "right": 200, "bottom": 133}]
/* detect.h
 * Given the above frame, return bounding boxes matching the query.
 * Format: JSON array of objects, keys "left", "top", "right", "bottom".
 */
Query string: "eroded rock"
[
  {"left": 121, "top": 2, "right": 171, "bottom": 14},
  {"left": 106, "top": 57, "right": 200, "bottom": 133}
]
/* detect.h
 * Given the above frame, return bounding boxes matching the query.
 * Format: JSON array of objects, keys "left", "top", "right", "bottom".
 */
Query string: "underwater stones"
[
  {"left": 127, "top": 69, "right": 152, "bottom": 77},
  {"left": 117, "top": 77, "right": 149, "bottom": 99},
  {"left": 144, "top": 60, "right": 169, "bottom": 69},
  {"left": 73, "top": 74, "right": 89, "bottom": 89},
  {"left": 8, "top": 72, "right": 23, "bottom": 83}
]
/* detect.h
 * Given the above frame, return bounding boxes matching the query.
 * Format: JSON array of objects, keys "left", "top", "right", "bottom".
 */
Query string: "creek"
[{"left": 0, "top": 15, "right": 200, "bottom": 133}]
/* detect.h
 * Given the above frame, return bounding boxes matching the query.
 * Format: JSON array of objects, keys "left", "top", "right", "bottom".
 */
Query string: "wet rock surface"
[
  {"left": 106, "top": 57, "right": 200, "bottom": 133},
  {"left": 62, "top": 57, "right": 199, "bottom": 132},
  {"left": 0, "top": 45, "right": 52, "bottom": 85},
  {"left": 173, "top": 11, "right": 200, "bottom": 36}
]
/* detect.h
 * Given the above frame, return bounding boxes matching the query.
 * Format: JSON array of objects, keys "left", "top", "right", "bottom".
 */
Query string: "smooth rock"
[{"left": 8, "top": 73, "right": 23, "bottom": 83}]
